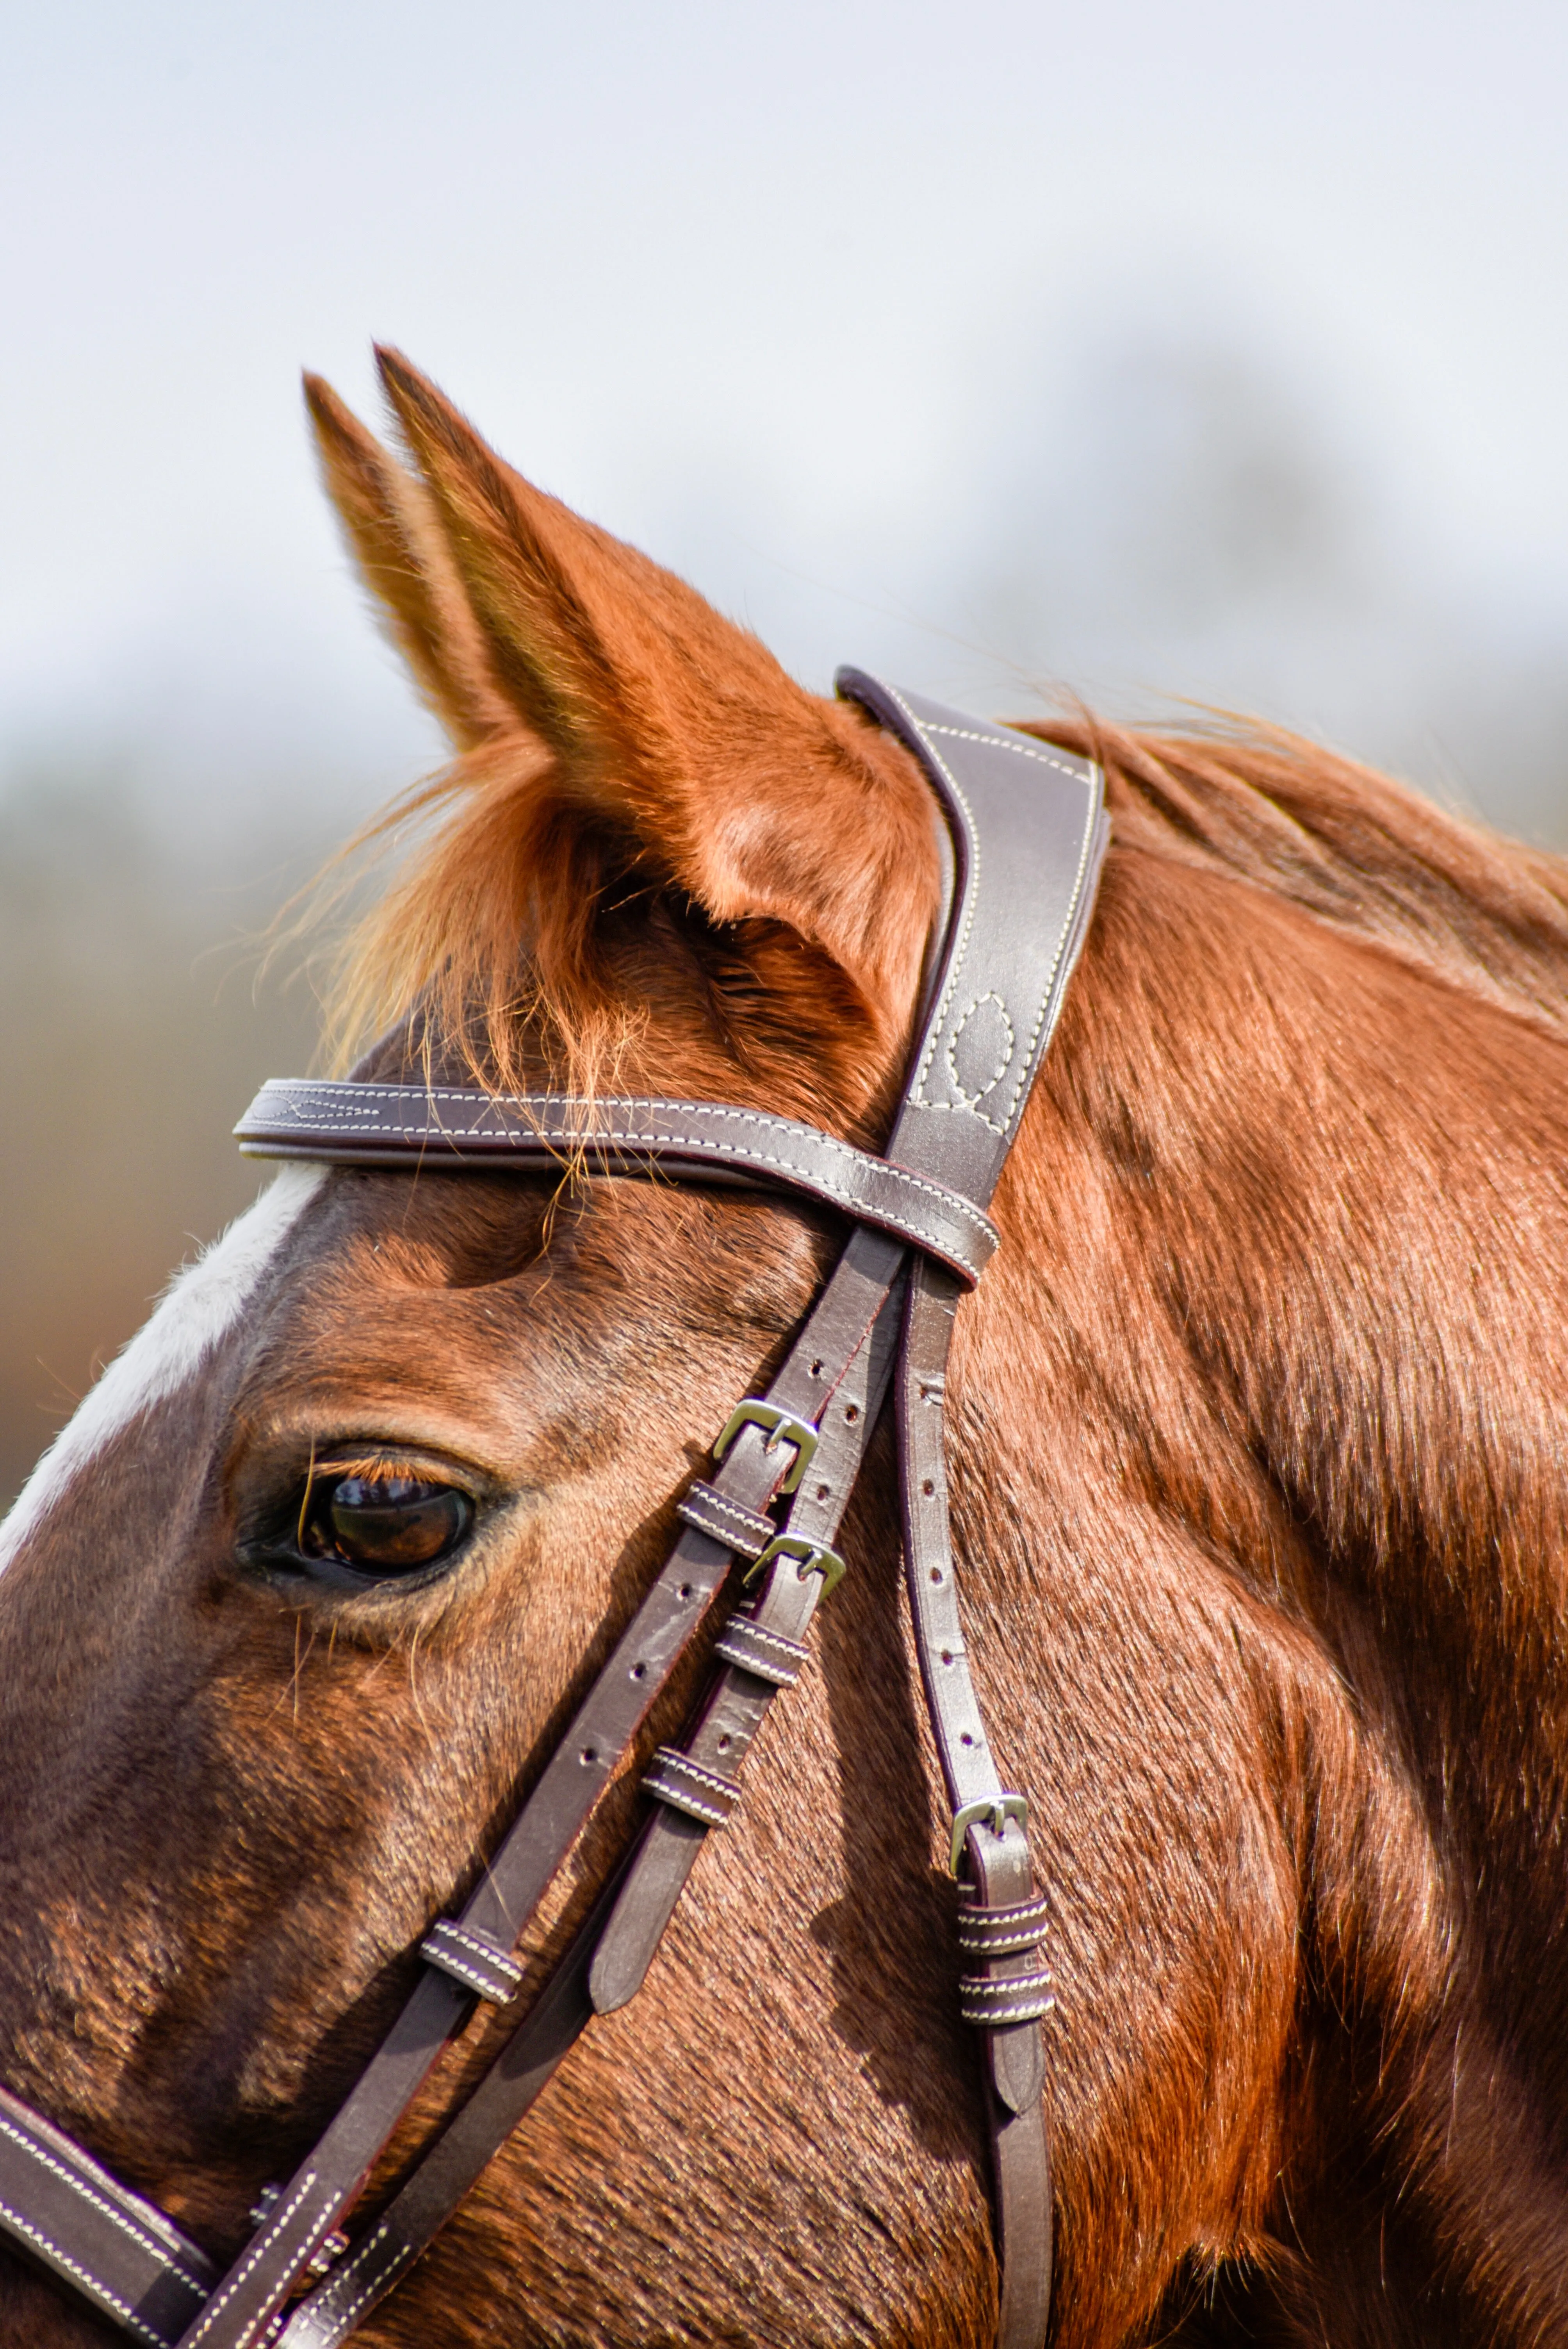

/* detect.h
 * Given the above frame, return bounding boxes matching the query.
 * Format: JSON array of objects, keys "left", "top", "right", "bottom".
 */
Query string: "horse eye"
[{"left": 301, "top": 1475, "right": 473, "bottom": 1576}]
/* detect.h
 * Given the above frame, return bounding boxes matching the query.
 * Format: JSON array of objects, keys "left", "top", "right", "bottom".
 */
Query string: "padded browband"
[{"left": 235, "top": 1084, "right": 1000, "bottom": 1285}]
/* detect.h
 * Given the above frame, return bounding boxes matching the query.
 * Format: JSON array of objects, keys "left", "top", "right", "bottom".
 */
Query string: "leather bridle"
[{"left": 0, "top": 673, "right": 1107, "bottom": 2349}]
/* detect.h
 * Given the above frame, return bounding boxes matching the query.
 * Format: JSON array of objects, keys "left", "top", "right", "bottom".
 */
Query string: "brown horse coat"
[{"left": 2, "top": 351, "right": 1566, "bottom": 2347}]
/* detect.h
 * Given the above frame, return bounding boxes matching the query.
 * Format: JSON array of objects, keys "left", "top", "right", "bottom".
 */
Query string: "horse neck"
[{"left": 976, "top": 837, "right": 1568, "bottom": 2082}]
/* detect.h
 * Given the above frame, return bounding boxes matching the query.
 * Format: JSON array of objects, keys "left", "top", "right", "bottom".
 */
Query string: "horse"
[{"left": 2, "top": 344, "right": 1567, "bottom": 2349}]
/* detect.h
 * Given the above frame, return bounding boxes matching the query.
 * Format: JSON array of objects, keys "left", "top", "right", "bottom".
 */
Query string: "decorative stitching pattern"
[
  {"left": 917, "top": 720, "right": 1088, "bottom": 786},
  {"left": 239, "top": 1087, "right": 997, "bottom": 1276},
  {"left": 432, "top": 1919, "right": 522, "bottom": 1978},
  {"left": 945, "top": 992, "right": 1017, "bottom": 1123},
  {"left": 0, "top": 2113, "right": 207, "bottom": 2296},
  {"left": 881, "top": 691, "right": 1099, "bottom": 1140},
  {"left": 955, "top": 1921, "right": 1045, "bottom": 1959},
  {"left": 180, "top": 2171, "right": 326, "bottom": 2347},
  {"left": 958, "top": 1991, "right": 1057, "bottom": 2026},
  {"left": 958, "top": 1969, "right": 1056, "bottom": 2026},
  {"left": 0, "top": 2192, "right": 173, "bottom": 2347}
]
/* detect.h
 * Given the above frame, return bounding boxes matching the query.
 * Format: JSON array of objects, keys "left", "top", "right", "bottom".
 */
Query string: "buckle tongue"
[
  {"left": 948, "top": 1792, "right": 1030, "bottom": 1876},
  {"left": 713, "top": 1401, "right": 819, "bottom": 1495},
  {"left": 742, "top": 1531, "right": 846, "bottom": 1597}
]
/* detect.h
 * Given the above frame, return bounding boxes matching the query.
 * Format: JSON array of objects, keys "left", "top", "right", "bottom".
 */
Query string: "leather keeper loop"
[
  {"left": 675, "top": 1480, "right": 774, "bottom": 1561},
  {"left": 958, "top": 1969, "right": 1056, "bottom": 2028},
  {"left": 712, "top": 1613, "right": 809, "bottom": 1688},
  {"left": 641, "top": 1747, "right": 742, "bottom": 1828},
  {"left": 420, "top": 1919, "right": 526, "bottom": 2005},
  {"left": 957, "top": 1893, "right": 1051, "bottom": 1957}
]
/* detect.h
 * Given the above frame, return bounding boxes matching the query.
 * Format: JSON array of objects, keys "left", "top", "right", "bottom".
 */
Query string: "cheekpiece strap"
[{"left": 0, "top": 679, "right": 1105, "bottom": 2349}]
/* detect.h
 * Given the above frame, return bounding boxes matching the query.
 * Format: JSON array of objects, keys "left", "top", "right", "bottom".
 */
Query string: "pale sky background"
[
  {"left": 4, "top": 0, "right": 1568, "bottom": 1494},
  {"left": 4, "top": 0, "right": 1567, "bottom": 844}
]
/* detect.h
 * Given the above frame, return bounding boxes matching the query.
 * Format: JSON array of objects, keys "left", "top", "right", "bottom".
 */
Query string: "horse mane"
[
  {"left": 1027, "top": 711, "right": 1568, "bottom": 1040},
  {"left": 314, "top": 706, "right": 1568, "bottom": 1097}
]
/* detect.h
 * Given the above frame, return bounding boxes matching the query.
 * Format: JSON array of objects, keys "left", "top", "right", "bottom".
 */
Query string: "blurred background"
[{"left": 4, "top": 0, "right": 1566, "bottom": 1504}]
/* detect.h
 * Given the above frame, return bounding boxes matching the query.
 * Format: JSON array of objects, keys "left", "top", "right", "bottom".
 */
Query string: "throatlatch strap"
[{"left": 843, "top": 675, "right": 1104, "bottom": 2349}]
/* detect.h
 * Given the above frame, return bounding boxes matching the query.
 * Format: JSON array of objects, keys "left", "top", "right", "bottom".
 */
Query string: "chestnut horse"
[{"left": 3, "top": 349, "right": 1568, "bottom": 2349}]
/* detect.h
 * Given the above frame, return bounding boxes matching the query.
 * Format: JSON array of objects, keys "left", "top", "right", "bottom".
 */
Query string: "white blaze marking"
[{"left": 0, "top": 1164, "right": 324, "bottom": 1575}]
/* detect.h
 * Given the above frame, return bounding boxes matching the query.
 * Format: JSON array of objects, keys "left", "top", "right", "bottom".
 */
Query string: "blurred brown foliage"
[{"left": 0, "top": 770, "right": 321, "bottom": 1509}]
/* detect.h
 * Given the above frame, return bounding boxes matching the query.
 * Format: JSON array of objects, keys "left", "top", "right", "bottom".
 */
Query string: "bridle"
[{"left": 0, "top": 672, "right": 1107, "bottom": 2349}]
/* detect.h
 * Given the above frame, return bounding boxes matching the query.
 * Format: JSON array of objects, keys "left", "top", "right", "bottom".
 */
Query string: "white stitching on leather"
[
  {"left": 180, "top": 2171, "right": 324, "bottom": 2346},
  {"left": 877, "top": 688, "right": 982, "bottom": 1112},
  {"left": 727, "top": 1621, "right": 807, "bottom": 1659},
  {"left": 421, "top": 1944, "right": 513, "bottom": 2001},
  {"left": 647, "top": 1785, "right": 730, "bottom": 1827},
  {"left": 645, "top": 1751, "right": 739, "bottom": 1827},
  {"left": 876, "top": 693, "right": 1099, "bottom": 1135},
  {"left": 246, "top": 1090, "right": 996, "bottom": 1269},
  {"left": 959, "top": 1994, "right": 1057, "bottom": 2025},
  {"left": 0, "top": 2192, "right": 173, "bottom": 2346},
  {"left": 917, "top": 720, "right": 1088, "bottom": 787},
  {"left": 678, "top": 1487, "right": 773, "bottom": 1553},
  {"left": 430, "top": 1921, "right": 522, "bottom": 1984},
  {"left": 944, "top": 992, "right": 1017, "bottom": 1134},
  {"left": 0, "top": 2114, "right": 207, "bottom": 2296},
  {"left": 652, "top": 1754, "right": 739, "bottom": 1799},
  {"left": 306, "top": 2220, "right": 401, "bottom": 2331}
]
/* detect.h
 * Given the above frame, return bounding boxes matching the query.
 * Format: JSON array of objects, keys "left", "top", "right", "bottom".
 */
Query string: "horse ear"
[
  {"left": 362, "top": 345, "right": 939, "bottom": 1031},
  {"left": 303, "top": 372, "right": 517, "bottom": 749}
]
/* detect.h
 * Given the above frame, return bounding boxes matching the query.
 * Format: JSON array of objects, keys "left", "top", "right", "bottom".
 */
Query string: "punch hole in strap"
[
  {"left": 712, "top": 1612, "right": 809, "bottom": 1687},
  {"left": 958, "top": 1969, "right": 1056, "bottom": 2028},
  {"left": 641, "top": 1747, "right": 742, "bottom": 1827},
  {"left": 419, "top": 1919, "right": 525, "bottom": 2005},
  {"left": 675, "top": 1481, "right": 774, "bottom": 1561}
]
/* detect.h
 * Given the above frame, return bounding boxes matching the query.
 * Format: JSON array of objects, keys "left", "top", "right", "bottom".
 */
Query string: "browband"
[
  {"left": 235, "top": 1084, "right": 1000, "bottom": 1284},
  {"left": 0, "top": 674, "right": 1107, "bottom": 2349}
]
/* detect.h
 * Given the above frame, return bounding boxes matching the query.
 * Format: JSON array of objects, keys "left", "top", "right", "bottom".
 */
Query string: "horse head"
[{"left": 4, "top": 350, "right": 1568, "bottom": 2347}]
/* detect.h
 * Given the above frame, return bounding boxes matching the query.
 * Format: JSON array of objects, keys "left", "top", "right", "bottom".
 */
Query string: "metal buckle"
[
  {"left": 712, "top": 1400, "right": 820, "bottom": 1495},
  {"left": 742, "top": 1531, "right": 846, "bottom": 1597},
  {"left": 948, "top": 1792, "right": 1029, "bottom": 1876}
]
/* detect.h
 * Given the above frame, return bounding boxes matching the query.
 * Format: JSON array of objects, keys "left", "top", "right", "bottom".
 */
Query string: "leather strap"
[
  {"left": 167, "top": 1227, "right": 909, "bottom": 2349},
  {"left": 234, "top": 1084, "right": 998, "bottom": 1287},
  {"left": 842, "top": 676, "right": 1104, "bottom": 2349},
  {"left": 0, "top": 2086, "right": 216, "bottom": 2349},
  {"left": 0, "top": 678, "right": 1105, "bottom": 2349},
  {"left": 277, "top": 690, "right": 1103, "bottom": 2346},
  {"left": 898, "top": 1260, "right": 1051, "bottom": 2349},
  {"left": 273, "top": 1280, "right": 908, "bottom": 2349}
]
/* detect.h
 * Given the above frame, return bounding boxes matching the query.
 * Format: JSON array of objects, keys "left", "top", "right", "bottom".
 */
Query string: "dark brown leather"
[
  {"left": 234, "top": 1084, "right": 999, "bottom": 1286},
  {"left": 0, "top": 677, "right": 1105, "bottom": 2349},
  {"left": 273, "top": 1282, "right": 909, "bottom": 2349},
  {"left": 588, "top": 1271, "right": 908, "bottom": 2014},
  {"left": 0, "top": 2086, "right": 216, "bottom": 2347},
  {"left": 278, "top": 686, "right": 1103, "bottom": 2349},
  {"left": 167, "top": 1230, "right": 913, "bottom": 2348}
]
